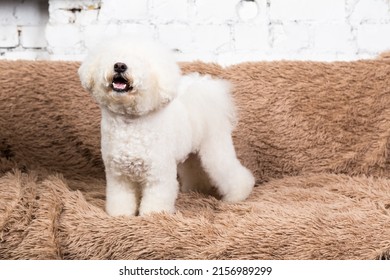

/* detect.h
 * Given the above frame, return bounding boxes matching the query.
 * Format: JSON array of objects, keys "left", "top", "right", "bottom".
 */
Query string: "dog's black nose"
[{"left": 114, "top": 62, "right": 127, "bottom": 73}]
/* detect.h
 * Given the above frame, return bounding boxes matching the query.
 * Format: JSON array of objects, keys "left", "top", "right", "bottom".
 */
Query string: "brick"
[
  {"left": 150, "top": 0, "right": 188, "bottom": 22},
  {"left": 349, "top": 0, "right": 390, "bottom": 22},
  {"left": 48, "top": 53, "right": 86, "bottom": 61},
  {"left": 175, "top": 50, "right": 217, "bottom": 63},
  {"left": 83, "top": 24, "right": 114, "bottom": 48},
  {"left": 261, "top": 51, "right": 333, "bottom": 62},
  {"left": 75, "top": 9, "right": 99, "bottom": 25},
  {"left": 270, "top": 0, "right": 345, "bottom": 21},
  {"left": 357, "top": 24, "right": 390, "bottom": 52},
  {"left": 15, "top": 0, "right": 49, "bottom": 25},
  {"left": 46, "top": 24, "right": 82, "bottom": 48},
  {"left": 48, "top": 0, "right": 99, "bottom": 22},
  {"left": 99, "top": 0, "right": 148, "bottom": 22},
  {"left": 234, "top": 23, "right": 269, "bottom": 51},
  {"left": 0, "top": 26, "right": 19, "bottom": 48},
  {"left": 313, "top": 23, "right": 354, "bottom": 52},
  {"left": 0, "top": 3, "right": 16, "bottom": 25},
  {"left": 236, "top": 0, "right": 263, "bottom": 22},
  {"left": 293, "top": 52, "right": 338, "bottom": 61},
  {"left": 48, "top": 0, "right": 97, "bottom": 10},
  {"left": 3, "top": 49, "right": 49, "bottom": 60},
  {"left": 270, "top": 23, "right": 310, "bottom": 51},
  {"left": 49, "top": 0, "right": 100, "bottom": 24},
  {"left": 20, "top": 26, "right": 47, "bottom": 48},
  {"left": 157, "top": 24, "right": 193, "bottom": 52},
  {"left": 195, "top": 0, "right": 238, "bottom": 23},
  {"left": 83, "top": 23, "right": 156, "bottom": 49},
  {"left": 193, "top": 25, "right": 232, "bottom": 52},
  {"left": 49, "top": 9, "right": 75, "bottom": 24},
  {"left": 217, "top": 50, "right": 266, "bottom": 65}
]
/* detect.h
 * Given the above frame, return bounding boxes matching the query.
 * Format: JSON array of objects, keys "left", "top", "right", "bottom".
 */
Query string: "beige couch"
[{"left": 0, "top": 58, "right": 390, "bottom": 259}]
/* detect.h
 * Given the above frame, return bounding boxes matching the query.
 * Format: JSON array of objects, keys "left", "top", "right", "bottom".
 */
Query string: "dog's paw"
[
  {"left": 106, "top": 207, "right": 137, "bottom": 217},
  {"left": 138, "top": 202, "right": 176, "bottom": 216},
  {"left": 222, "top": 167, "right": 255, "bottom": 202},
  {"left": 106, "top": 200, "right": 138, "bottom": 217}
]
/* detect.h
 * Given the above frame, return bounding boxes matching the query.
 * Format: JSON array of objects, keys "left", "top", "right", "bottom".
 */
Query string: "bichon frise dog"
[{"left": 78, "top": 36, "right": 255, "bottom": 216}]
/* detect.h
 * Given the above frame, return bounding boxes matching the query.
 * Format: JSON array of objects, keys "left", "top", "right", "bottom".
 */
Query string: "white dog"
[{"left": 78, "top": 37, "right": 255, "bottom": 216}]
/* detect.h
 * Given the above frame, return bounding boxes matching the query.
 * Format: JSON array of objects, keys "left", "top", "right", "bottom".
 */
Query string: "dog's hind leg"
[{"left": 198, "top": 135, "right": 255, "bottom": 202}]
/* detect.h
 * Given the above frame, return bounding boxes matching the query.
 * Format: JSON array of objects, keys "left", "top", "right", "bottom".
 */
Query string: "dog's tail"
[{"left": 177, "top": 73, "right": 237, "bottom": 132}]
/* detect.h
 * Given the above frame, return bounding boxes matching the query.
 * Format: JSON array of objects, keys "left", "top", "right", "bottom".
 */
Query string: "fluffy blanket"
[{"left": 0, "top": 58, "right": 390, "bottom": 260}]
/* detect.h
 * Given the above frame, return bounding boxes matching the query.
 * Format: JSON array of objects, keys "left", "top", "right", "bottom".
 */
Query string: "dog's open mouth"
[{"left": 111, "top": 74, "right": 132, "bottom": 93}]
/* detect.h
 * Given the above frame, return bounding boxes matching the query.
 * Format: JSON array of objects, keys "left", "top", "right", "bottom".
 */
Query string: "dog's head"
[{"left": 78, "top": 36, "right": 181, "bottom": 116}]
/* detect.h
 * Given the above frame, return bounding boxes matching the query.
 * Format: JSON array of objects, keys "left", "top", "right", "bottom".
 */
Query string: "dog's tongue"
[{"left": 113, "top": 82, "right": 127, "bottom": 90}]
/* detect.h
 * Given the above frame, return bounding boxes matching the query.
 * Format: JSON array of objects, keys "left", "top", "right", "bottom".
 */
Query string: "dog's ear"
[
  {"left": 78, "top": 57, "right": 95, "bottom": 92},
  {"left": 158, "top": 79, "right": 179, "bottom": 103},
  {"left": 153, "top": 61, "right": 181, "bottom": 103}
]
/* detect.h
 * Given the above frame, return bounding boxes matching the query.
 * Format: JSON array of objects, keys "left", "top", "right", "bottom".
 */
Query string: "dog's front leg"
[
  {"left": 105, "top": 172, "right": 139, "bottom": 216},
  {"left": 138, "top": 164, "right": 179, "bottom": 216}
]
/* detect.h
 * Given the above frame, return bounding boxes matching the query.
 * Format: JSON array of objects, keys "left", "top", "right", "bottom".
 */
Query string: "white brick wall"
[
  {"left": 0, "top": 26, "right": 19, "bottom": 48},
  {"left": 1, "top": 0, "right": 390, "bottom": 64},
  {"left": 270, "top": 0, "right": 345, "bottom": 21}
]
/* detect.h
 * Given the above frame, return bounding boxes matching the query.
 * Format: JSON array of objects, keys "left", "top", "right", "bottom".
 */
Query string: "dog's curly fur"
[{"left": 78, "top": 37, "right": 255, "bottom": 216}]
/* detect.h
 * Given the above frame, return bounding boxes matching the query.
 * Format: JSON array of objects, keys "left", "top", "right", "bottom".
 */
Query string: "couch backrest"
[{"left": 1, "top": 59, "right": 390, "bottom": 182}]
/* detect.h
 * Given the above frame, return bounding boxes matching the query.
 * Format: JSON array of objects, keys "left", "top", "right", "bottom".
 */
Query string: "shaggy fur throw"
[{"left": 0, "top": 58, "right": 390, "bottom": 259}]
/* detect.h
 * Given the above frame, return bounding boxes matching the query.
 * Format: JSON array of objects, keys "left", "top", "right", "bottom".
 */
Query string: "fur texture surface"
[
  {"left": 1, "top": 57, "right": 390, "bottom": 259},
  {"left": 78, "top": 38, "right": 254, "bottom": 216}
]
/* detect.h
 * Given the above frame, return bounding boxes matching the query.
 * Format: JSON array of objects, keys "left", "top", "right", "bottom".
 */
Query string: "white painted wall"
[{"left": 1, "top": 0, "right": 390, "bottom": 64}]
